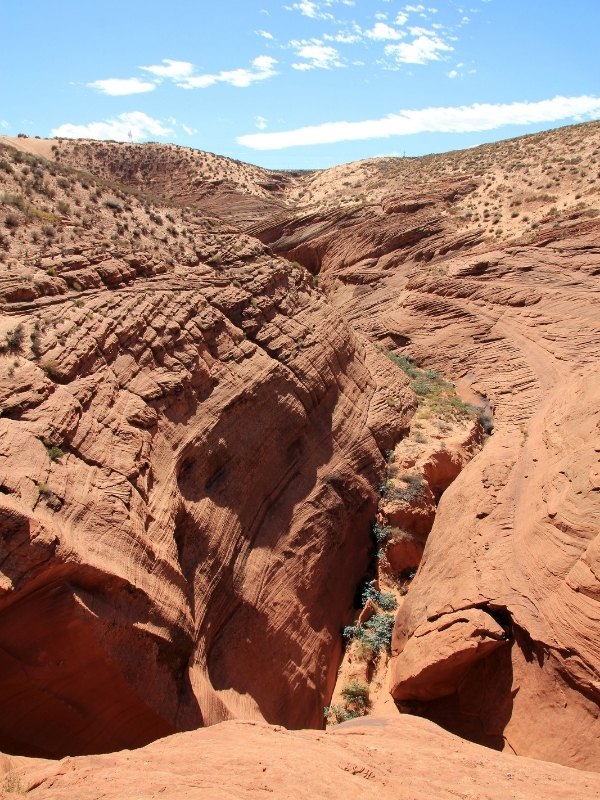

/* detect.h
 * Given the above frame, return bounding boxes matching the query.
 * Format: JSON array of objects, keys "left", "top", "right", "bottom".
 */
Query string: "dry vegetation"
[
  {"left": 285, "top": 120, "right": 600, "bottom": 240},
  {"left": 4, "top": 120, "right": 599, "bottom": 246},
  {"left": 50, "top": 138, "right": 301, "bottom": 206}
]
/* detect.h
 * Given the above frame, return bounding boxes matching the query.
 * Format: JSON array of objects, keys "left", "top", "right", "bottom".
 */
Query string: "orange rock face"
[
  {"left": 3, "top": 716, "right": 600, "bottom": 799},
  {"left": 0, "top": 122, "right": 599, "bottom": 783},
  {"left": 0, "top": 141, "right": 413, "bottom": 757}
]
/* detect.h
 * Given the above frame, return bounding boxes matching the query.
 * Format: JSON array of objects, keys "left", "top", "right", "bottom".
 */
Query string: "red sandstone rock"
[
  {"left": 0, "top": 141, "right": 413, "bottom": 757},
  {"left": 2, "top": 716, "right": 600, "bottom": 799}
]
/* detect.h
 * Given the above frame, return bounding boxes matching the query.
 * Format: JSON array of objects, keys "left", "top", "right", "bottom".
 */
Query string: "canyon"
[{"left": 0, "top": 122, "right": 598, "bottom": 797}]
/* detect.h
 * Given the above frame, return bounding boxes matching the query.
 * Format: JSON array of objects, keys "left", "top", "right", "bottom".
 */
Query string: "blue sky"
[{"left": 1, "top": 0, "right": 599, "bottom": 169}]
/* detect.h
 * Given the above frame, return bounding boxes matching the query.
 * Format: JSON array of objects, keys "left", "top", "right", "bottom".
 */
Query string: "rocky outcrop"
[{"left": 4, "top": 716, "right": 600, "bottom": 799}]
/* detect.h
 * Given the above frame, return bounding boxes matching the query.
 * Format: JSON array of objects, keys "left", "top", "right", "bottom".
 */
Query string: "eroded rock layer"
[{"left": 0, "top": 141, "right": 412, "bottom": 756}]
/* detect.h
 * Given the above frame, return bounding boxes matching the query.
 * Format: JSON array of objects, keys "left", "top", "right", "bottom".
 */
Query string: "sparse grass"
[{"left": 1, "top": 769, "right": 24, "bottom": 794}]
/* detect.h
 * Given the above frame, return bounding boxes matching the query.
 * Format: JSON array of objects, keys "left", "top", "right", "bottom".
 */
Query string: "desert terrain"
[{"left": 0, "top": 121, "right": 598, "bottom": 797}]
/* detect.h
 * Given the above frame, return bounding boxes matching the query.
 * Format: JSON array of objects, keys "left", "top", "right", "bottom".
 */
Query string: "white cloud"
[
  {"left": 255, "top": 29, "right": 274, "bottom": 39},
  {"left": 51, "top": 111, "right": 173, "bottom": 142},
  {"left": 87, "top": 77, "right": 156, "bottom": 96},
  {"left": 286, "top": 1, "right": 333, "bottom": 19},
  {"left": 447, "top": 69, "right": 458, "bottom": 78},
  {"left": 395, "top": 11, "right": 409, "bottom": 24},
  {"left": 323, "top": 30, "right": 361, "bottom": 43},
  {"left": 365, "top": 22, "right": 406, "bottom": 40},
  {"left": 255, "top": 115, "right": 268, "bottom": 130},
  {"left": 285, "top": 0, "right": 354, "bottom": 19},
  {"left": 385, "top": 31, "right": 452, "bottom": 63},
  {"left": 237, "top": 95, "right": 600, "bottom": 150},
  {"left": 140, "top": 59, "right": 194, "bottom": 79},
  {"left": 291, "top": 41, "right": 343, "bottom": 70},
  {"left": 178, "top": 56, "right": 278, "bottom": 89},
  {"left": 182, "top": 124, "right": 198, "bottom": 135}
]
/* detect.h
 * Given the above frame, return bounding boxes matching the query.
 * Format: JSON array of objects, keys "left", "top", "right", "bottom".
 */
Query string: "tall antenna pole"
[{"left": 128, "top": 130, "right": 133, "bottom": 144}]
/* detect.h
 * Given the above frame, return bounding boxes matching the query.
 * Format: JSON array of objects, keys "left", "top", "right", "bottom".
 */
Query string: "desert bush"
[
  {"left": 103, "top": 197, "right": 122, "bottom": 211},
  {"left": 30, "top": 329, "right": 42, "bottom": 357},
  {"left": 362, "top": 580, "right": 397, "bottom": 611},
  {"left": 389, "top": 474, "right": 426, "bottom": 503},
  {"left": 323, "top": 703, "right": 359, "bottom": 723},
  {"left": 344, "top": 612, "right": 395, "bottom": 654},
  {"left": 341, "top": 679, "right": 370, "bottom": 707},
  {"left": 40, "top": 359, "right": 60, "bottom": 380},
  {"left": 5, "top": 324, "right": 24, "bottom": 353}
]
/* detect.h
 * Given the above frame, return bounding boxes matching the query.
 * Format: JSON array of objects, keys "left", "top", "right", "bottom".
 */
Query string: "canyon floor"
[{"left": 0, "top": 123, "right": 598, "bottom": 797}]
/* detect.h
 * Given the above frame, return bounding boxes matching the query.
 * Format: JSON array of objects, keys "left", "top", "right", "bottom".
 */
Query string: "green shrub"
[
  {"left": 344, "top": 612, "right": 395, "bottom": 654},
  {"left": 341, "top": 679, "right": 370, "bottom": 708},
  {"left": 372, "top": 522, "right": 392, "bottom": 545},
  {"left": 362, "top": 580, "right": 397, "bottom": 611}
]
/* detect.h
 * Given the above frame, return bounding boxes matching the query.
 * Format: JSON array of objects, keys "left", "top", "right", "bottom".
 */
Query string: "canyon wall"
[
  {"left": 0, "top": 141, "right": 413, "bottom": 756},
  {"left": 259, "top": 177, "right": 600, "bottom": 770}
]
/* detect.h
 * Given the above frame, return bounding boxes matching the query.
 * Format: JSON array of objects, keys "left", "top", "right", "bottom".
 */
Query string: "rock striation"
[
  {"left": 0, "top": 141, "right": 412, "bottom": 756},
  {"left": 242, "top": 135, "right": 600, "bottom": 769}
]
